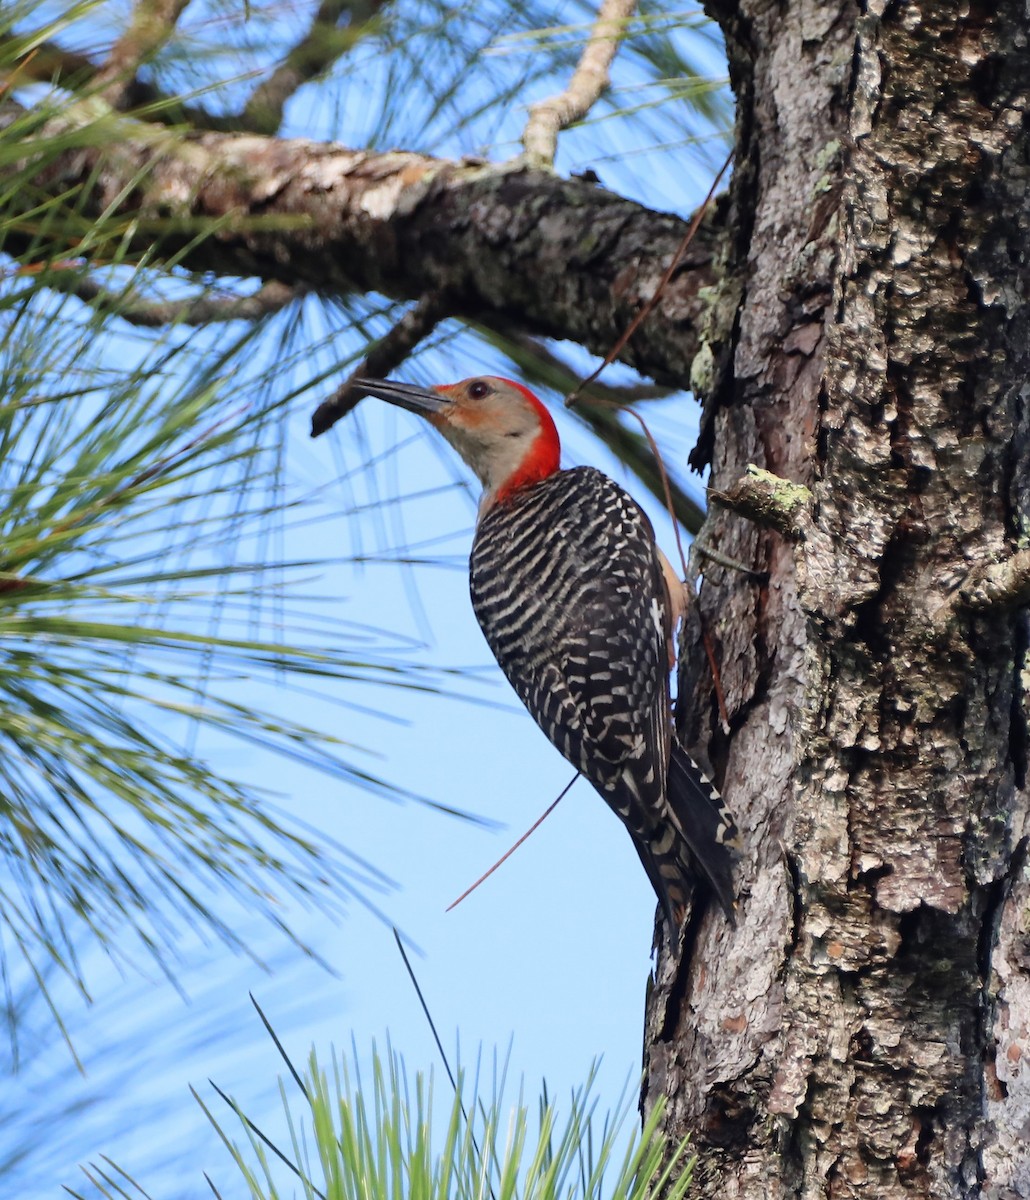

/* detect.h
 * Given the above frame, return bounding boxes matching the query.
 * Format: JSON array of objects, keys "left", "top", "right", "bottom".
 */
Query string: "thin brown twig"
[
  {"left": 311, "top": 293, "right": 451, "bottom": 437},
  {"left": 694, "top": 541, "right": 767, "bottom": 580},
  {"left": 560, "top": 151, "right": 736, "bottom": 730},
  {"left": 523, "top": 0, "right": 638, "bottom": 167},
  {"left": 570, "top": 401, "right": 705, "bottom": 533},
  {"left": 559, "top": 389, "right": 694, "bottom": 576},
  {"left": 0, "top": 36, "right": 93, "bottom": 93},
  {"left": 620, "top": 403, "right": 731, "bottom": 729},
  {"left": 0, "top": 46, "right": 38, "bottom": 102},
  {"left": 565, "top": 145, "right": 733, "bottom": 407},
  {"left": 618, "top": 405, "right": 689, "bottom": 577},
  {"left": 700, "top": 620, "right": 730, "bottom": 731},
  {"left": 557, "top": 393, "right": 735, "bottom": 724},
  {"left": 446, "top": 775, "right": 578, "bottom": 912}
]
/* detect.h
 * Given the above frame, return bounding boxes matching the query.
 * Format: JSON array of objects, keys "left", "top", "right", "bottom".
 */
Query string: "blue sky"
[
  {"left": 4, "top": 385, "right": 706, "bottom": 1198},
  {"left": 1, "top": 4, "right": 731, "bottom": 1194}
]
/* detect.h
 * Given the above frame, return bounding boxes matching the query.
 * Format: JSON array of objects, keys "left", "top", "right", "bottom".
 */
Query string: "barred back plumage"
[
  {"left": 470, "top": 466, "right": 738, "bottom": 924},
  {"left": 355, "top": 374, "right": 738, "bottom": 927}
]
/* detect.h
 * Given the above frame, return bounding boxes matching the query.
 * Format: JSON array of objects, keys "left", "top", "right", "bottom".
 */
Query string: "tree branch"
[
  {"left": 241, "top": 0, "right": 388, "bottom": 135},
  {"left": 0, "top": 35, "right": 97, "bottom": 89},
  {"left": 522, "top": 0, "right": 638, "bottom": 168},
  {"left": 0, "top": 31, "right": 232, "bottom": 128},
  {"left": 94, "top": 0, "right": 193, "bottom": 108},
  {"left": 18, "top": 111, "right": 726, "bottom": 387},
  {"left": 708, "top": 464, "right": 813, "bottom": 538},
  {"left": 64, "top": 275, "right": 298, "bottom": 326},
  {"left": 311, "top": 292, "right": 449, "bottom": 436}
]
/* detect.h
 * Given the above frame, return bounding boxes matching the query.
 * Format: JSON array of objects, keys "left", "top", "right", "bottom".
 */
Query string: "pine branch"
[
  {"left": 311, "top": 292, "right": 449, "bottom": 436},
  {"left": 522, "top": 0, "right": 638, "bottom": 167},
  {"left": 14, "top": 107, "right": 726, "bottom": 387},
  {"left": 94, "top": 0, "right": 194, "bottom": 108},
  {"left": 241, "top": 0, "right": 389, "bottom": 135},
  {"left": 56, "top": 274, "right": 299, "bottom": 327}
]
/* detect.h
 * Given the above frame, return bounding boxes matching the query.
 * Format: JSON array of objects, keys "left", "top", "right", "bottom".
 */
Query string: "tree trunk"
[{"left": 643, "top": 2, "right": 1030, "bottom": 1196}]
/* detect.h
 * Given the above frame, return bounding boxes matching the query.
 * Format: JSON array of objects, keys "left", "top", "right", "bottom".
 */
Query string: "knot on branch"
[
  {"left": 959, "top": 548, "right": 1030, "bottom": 613},
  {"left": 710, "top": 465, "right": 813, "bottom": 539}
]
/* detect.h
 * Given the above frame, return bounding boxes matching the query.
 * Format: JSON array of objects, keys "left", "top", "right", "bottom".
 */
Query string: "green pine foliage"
[
  {"left": 76, "top": 1043, "right": 694, "bottom": 1200},
  {"left": 0, "top": 16, "right": 462, "bottom": 1026}
]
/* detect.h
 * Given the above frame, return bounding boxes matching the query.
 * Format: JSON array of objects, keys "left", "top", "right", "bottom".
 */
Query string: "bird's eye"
[{"left": 468, "top": 380, "right": 491, "bottom": 400}]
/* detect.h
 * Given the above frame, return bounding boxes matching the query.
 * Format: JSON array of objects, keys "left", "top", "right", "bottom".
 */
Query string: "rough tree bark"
[
  {"left": 9, "top": 0, "right": 1030, "bottom": 1194},
  {"left": 643, "top": 2, "right": 1030, "bottom": 1197},
  {"left": 16, "top": 127, "right": 720, "bottom": 385}
]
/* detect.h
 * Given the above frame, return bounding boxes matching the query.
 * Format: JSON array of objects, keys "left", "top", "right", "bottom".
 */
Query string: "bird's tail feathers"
[
  {"left": 629, "top": 838, "right": 683, "bottom": 931},
  {"left": 666, "top": 742, "right": 739, "bottom": 920}
]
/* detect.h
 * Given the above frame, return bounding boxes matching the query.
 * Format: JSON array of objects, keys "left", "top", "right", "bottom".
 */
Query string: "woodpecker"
[{"left": 356, "top": 374, "right": 738, "bottom": 925}]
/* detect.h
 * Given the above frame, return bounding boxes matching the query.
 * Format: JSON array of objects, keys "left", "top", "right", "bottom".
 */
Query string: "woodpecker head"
[{"left": 355, "top": 375, "right": 561, "bottom": 509}]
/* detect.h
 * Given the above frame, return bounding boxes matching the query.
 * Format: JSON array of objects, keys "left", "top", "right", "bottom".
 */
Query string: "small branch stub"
[
  {"left": 959, "top": 548, "right": 1030, "bottom": 612},
  {"left": 710, "top": 464, "right": 813, "bottom": 538}
]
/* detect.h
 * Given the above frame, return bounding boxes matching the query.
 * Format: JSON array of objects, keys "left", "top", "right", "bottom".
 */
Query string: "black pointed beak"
[{"left": 352, "top": 377, "right": 451, "bottom": 417}]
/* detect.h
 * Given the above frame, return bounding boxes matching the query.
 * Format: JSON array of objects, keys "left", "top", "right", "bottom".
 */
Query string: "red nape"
[{"left": 493, "top": 379, "right": 562, "bottom": 504}]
